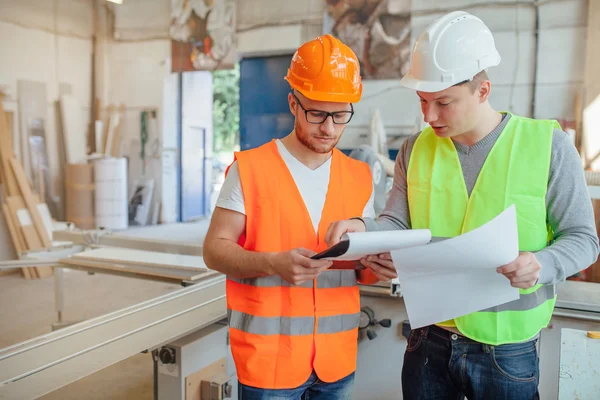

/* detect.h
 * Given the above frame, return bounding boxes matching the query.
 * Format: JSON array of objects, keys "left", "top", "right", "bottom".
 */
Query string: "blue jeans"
[
  {"left": 402, "top": 325, "right": 540, "bottom": 400},
  {"left": 238, "top": 371, "right": 354, "bottom": 400}
]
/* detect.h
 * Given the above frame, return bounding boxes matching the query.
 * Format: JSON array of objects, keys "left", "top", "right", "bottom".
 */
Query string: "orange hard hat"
[{"left": 285, "top": 34, "right": 362, "bottom": 103}]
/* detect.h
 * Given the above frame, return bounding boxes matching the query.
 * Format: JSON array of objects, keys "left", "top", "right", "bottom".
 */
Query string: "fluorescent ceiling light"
[{"left": 105, "top": 0, "right": 123, "bottom": 4}]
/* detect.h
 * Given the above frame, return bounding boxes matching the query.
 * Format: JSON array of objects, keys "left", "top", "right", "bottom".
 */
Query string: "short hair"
[{"left": 459, "top": 70, "right": 489, "bottom": 93}]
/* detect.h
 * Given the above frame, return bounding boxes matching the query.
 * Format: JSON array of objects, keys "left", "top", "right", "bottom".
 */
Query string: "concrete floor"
[{"left": 0, "top": 269, "right": 180, "bottom": 399}]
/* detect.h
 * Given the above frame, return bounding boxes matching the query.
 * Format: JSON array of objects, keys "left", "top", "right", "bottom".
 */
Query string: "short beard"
[{"left": 295, "top": 118, "right": 339, "bottom": 154}]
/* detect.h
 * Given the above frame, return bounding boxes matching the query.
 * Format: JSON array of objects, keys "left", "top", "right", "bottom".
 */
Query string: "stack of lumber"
[{"left": 1, "top": 93, "right": 54, "bottom": 279}]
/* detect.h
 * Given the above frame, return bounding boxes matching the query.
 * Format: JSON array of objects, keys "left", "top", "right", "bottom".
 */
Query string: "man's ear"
[
  {"left": 288, "top": 92, "right": 297, "bottom": 116},
  {"left": 478, "top": 80, "right": 492, "bottom": 103}
]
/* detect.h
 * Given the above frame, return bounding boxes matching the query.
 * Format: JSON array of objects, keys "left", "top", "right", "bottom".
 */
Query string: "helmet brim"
[
  {"left": 292, "top": 85, "right": 362, "bottom": 104},
  {"left": 399, "top": 74, "right": 456, "bottom": 93}
]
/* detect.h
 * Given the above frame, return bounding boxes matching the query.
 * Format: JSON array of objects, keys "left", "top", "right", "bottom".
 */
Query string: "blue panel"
[
  {"left": 239, "top": 55, "right": 295, "bottom": 150},
  {"left": 181, "top": 126, "right": 208, "bottom": 221}
]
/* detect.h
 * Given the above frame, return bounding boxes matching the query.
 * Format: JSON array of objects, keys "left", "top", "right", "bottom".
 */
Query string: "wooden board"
[
  {"left": 1, "top": 109, "right": 15, "bottom": 186},
  {"left": 10, "top": 157, "right": 52, "bottom": 248},
  {"left": 59, "top": 258, "right": 216, "bottom": 282},
  {"left": 71, "top": 247, "right": 208, "bottom": 271},
  {"left": 0, "top": 96, "right": 20, "bottom": 196},
  {"left": 5, "top": 110, "right": 14, "bottom": 146},
  {"left": 111, "top": 105, "right": 126, "bottom": 157},
  {"left": 104, "top": 105, "right": 119, "bottom": 156}
]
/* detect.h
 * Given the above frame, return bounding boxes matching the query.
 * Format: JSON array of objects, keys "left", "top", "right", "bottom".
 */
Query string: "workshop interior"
[{"left": 0, "top": 0, "right": 600, "bottom": 399}]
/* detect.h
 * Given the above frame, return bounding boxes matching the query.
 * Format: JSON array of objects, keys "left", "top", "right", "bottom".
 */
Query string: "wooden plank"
[
  {"left": 70, "top": 247, "right": 208, "bottom": 271},
  {"left": 111, "top": 104, "right": 126, "bottom": 157},
  {"left": 2, "top": 203, "right": 30, "bottom": 279},
  {"left": 9, "top": 157, "right": 52, "bottom": 248},
  {"left": 0, "top": 95, "right": 20, "bottom": 196},
  {"left": 102, "top": 104, "right": 113, "bottom": 154},
  {"left": 5, "top": 110, "right": 14, "bottom": 146},
  {"left": 60, "top": 258, "right": 216, "bottom": 282},
  {"left": 0, "top": 268, "right": 20, "bottom": 276},
  {"left": 104, "top": 105, "right": 118, "bottom": 155},
  {"left": 0, "top": 109, "right": 15, "bottom": 186}
]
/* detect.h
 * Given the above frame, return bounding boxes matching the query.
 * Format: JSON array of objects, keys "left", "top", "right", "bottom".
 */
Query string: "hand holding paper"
[
  {"left": 361, "top": 252, "right": 398, "bottom": 281},
  {"left": 390, "top": 205, "right": 521, "bottom": 329},
  {"left": 272, "top": 248, "right": 333, "bottom": 286},
  {"left": 312, "top": 229, "right": 432, "bottom": 261},
  {"left": 496, "top": 252, "right": 542, "bottom": 289}
]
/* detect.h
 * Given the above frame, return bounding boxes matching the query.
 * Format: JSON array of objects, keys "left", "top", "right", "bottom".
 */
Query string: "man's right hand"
[
  {"left": 325, "top": 219, "right": 366, "bottom": 247},
  {"left": 270, "top": 248, "right": 333, "bottom": 286}
]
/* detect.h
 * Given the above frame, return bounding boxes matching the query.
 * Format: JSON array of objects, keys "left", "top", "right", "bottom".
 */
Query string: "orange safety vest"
[{"left": 226, "top": 139, "right": 373, "bottom": 389}]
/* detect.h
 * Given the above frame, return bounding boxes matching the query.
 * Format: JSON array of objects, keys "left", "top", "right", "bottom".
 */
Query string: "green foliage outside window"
[{"left": 212, "top": 63, "right": 240, "bottom": 154}]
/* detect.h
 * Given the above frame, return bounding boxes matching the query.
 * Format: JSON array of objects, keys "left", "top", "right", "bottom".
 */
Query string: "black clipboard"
[{"left": 311, "top": 240, "right": 365, "bottom": 270}]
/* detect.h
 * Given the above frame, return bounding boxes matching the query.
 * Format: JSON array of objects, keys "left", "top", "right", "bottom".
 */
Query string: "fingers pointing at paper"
[
  {"left": 496, "top": 252, "right": 541, "bottom": 289},
  {"left": 325, "top": 219, "right": 366, "bottom": 246},
  {"left": 360, "top": 252, "right": 398, "bottom": 281}
]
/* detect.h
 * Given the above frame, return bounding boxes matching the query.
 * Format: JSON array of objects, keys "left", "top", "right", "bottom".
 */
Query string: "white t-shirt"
[{"left": 216, "top": 139, "right": 375, "bottom": 233}]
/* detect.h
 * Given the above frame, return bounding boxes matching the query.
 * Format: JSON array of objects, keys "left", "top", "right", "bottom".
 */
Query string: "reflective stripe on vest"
[
  {"left": 480, "top": 284, "right": 555, "bottom": 312},
  {"left": 407, "top": 113, "right": 559, "bottom": 345},
  {"left": 228, "top": 309, "right": 360, "bottom": 335},
  {"left": 227, "top": 139, "right": 372, "bottom": 389},
  {"left": 228, "top": 270, "right": 357, "bottom": 288}
]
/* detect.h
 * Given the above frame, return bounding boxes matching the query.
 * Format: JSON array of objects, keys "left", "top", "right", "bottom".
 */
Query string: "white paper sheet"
[
  {"left": 390, "top": 205, "right": 520, "bottom": 329},
  {"left": 323, "top": 229, "right": 432, "bottom": 261}
]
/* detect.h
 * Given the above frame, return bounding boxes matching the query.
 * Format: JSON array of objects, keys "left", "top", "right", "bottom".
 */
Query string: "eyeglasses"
[{"left": 292, "top": 93, "right": 354, "bottom": 125}]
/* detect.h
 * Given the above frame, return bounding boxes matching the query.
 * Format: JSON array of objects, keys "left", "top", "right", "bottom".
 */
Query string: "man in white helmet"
[{"left": 325, "top": 11, "right": 599, "bottom": 399}]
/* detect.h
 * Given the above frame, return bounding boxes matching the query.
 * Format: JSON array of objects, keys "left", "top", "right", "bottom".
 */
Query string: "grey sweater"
[{"left": 364, "top": 113, "right": 600, "bottom": 285}]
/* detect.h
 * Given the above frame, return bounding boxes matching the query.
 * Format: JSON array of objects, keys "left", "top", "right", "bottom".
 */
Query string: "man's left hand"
[
  {"left": 497, "top": 252, "right": 541, "bottom": 289},
  {"left": 360, "top": 253, "right": 398, "bottom": 281}
]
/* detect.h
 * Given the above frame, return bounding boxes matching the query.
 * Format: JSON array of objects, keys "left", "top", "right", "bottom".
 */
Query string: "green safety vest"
[{"left": 407, "top": 113, "right": 559, "bottom": 345}]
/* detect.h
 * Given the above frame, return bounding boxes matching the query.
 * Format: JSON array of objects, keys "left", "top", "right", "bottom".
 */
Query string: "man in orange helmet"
[{"left": 203, "top": 34, "right": 386, "bottom": 399}]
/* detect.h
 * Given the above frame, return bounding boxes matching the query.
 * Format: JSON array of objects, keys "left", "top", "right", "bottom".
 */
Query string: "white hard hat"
[{"left": 400, "top": 11, "right": 501, "bottom": 93}]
